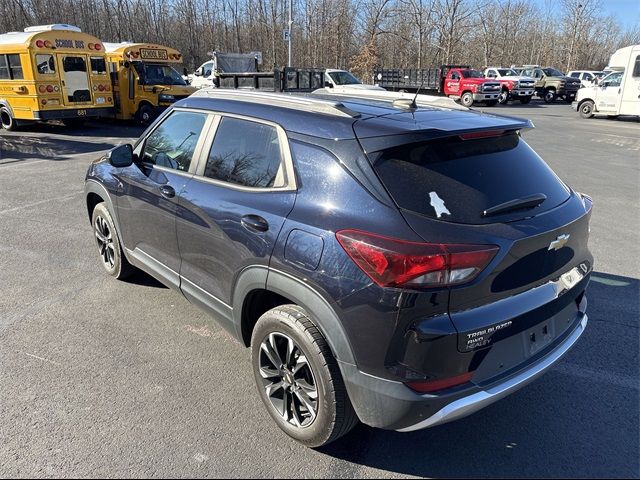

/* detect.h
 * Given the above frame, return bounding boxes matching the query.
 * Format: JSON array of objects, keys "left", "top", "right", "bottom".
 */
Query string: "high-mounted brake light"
[
  {"left": 459, "top": 130, "right": 506, "bottom": 140},
  {"left": 336, "top": 230, "right": 498, "bottom": 288}
]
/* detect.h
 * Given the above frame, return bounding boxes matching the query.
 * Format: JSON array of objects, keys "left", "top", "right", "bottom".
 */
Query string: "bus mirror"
[
  {"left": 108, "top": 144, "right": 134, "bottom": 168},
  {"left": 123, "top": 61, "right": 130, "bottom": 69}
]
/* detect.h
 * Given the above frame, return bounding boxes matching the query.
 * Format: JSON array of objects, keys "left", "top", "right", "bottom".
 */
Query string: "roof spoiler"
[{"left": 358, "top": 117, "right": 534, "bottom": 153}]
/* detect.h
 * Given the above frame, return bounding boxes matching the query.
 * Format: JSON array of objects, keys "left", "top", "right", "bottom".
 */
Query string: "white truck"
[
  {"left": 483, "top": 67, "right": 536, "bottom": 104},
  {"left": 319, "top": 69, "right": 385, "bottom": 92},
  {"left": 573, "top": 45, "right": 640, "bottom": 119}
]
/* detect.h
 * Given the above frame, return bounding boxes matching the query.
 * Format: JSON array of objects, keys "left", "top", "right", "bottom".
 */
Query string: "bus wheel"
[
  {"left": 136, "top": 105, "right": 155, "bottom": 126},
  {"left": 0, "top": 107, "right": 17, "bottom": 131}
]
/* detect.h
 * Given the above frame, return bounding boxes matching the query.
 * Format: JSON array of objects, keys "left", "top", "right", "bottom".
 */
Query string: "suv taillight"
[{"left": 336, "top": 230, "right": 498, "bottom": 288}]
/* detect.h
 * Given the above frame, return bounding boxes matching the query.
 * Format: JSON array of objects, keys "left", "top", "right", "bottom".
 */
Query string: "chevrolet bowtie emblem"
[{"left": 549, "top": 234, "right": 570, "bottom": 251}]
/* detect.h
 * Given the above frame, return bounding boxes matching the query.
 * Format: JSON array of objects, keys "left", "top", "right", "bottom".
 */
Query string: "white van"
[{"left": 573, "top": 45, "right": 640, "bottom": 118}]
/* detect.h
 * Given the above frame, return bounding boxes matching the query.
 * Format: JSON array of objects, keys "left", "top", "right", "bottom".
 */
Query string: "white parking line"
[{"left": 0, "top": 191, "right": 82, "bottom": 215}]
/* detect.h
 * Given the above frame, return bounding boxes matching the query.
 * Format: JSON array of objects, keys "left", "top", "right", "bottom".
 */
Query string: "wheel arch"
[{"left": 232, "top": 266, "right": 356, "bottom": 365}]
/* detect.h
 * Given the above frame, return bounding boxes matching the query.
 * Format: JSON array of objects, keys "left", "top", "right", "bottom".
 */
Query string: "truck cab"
[
  {"left": 573, "top": 45, "right": 640, "bottom": 119},
  {"left": 442, "top": 68, "right": 501, "bottom": 107},
  {"left": 320, "top": 69, "right": 384, "bottom": 93},
  {"left": 484, "top": 67, "right": 535, "bottom": 104}
]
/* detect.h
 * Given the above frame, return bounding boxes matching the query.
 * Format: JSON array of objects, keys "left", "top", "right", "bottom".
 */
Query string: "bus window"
[
  {"left": 0, "top": 55, "right": 9, "bottom": 79},
  {"left": 91, "top": 57, "right": 106, "bottom": 75},
  {"left": 7, "top": 54, "right": 23, "bottom": 79},
  {"left": 63, "top": 56, "right": 87, "bottom": 73},
  {"left": 36, "top": 54, "right": 56, "bottom": 74}
]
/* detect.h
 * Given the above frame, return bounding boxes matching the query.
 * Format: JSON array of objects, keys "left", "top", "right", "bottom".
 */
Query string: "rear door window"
[{"left": 366, "top": 132, "right": 571, "bottom": 224}]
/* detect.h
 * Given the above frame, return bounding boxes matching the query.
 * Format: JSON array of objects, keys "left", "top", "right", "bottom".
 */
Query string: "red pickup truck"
[{"left": 374, "top": 65, "right": 502, "bottom": 107}]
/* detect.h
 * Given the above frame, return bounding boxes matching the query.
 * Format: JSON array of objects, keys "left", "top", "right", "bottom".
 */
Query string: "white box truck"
[{"left": 573, "top": 45, "right": 640, "bottom": 118}]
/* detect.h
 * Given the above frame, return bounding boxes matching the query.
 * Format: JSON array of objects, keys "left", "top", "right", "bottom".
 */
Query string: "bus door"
[{"left": 57, "top": 54, "right": 92, "bottom": 105}]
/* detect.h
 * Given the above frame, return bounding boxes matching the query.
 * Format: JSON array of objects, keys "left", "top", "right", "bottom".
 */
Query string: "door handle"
[
  {"left": 159, "top": 185, "right": 175, "bottom": 198},
  {"left": 241, "top": 215, "right": 269, "bottom": 232}
]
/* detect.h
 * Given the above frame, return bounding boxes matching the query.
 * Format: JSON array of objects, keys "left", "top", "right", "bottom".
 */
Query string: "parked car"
[
  {"left": 513, "top": 65, "right": 582, "bottom": 103},
  {"left": 85, "top": 89, "right": 592, "bottom": 447},
  {"left": 573, "top": 45, "right": 640, "bottom": 119},
  {"left": 567, "top": 70, "right": 608, "bottom": 88},
  {"left": 483, "top": 67, "right": 536, "bottom": 104}
]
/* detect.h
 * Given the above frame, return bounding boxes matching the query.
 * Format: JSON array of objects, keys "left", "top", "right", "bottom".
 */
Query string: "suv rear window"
[{"left": 367, "top": 132, "right": 571, "bottom": 224}]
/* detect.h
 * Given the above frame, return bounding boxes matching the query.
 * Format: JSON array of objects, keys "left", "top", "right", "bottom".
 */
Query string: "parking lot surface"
[{"left": 1, "top": 103, "right": 639, "bottom": 478}]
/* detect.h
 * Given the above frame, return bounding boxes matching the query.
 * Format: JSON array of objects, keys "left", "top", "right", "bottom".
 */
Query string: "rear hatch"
[{"left": 355, "top": 109, "right": 593, "bottom": 325}]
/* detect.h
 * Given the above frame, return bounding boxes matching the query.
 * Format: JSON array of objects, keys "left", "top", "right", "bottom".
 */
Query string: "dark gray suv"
[{"left": 85, "top": 90, "right": 592, "bottom": 447}]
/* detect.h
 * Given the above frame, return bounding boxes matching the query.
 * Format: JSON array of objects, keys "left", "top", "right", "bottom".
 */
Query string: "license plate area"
[{"left": 523, "top": 321, "right": 556, "bottom": 357}]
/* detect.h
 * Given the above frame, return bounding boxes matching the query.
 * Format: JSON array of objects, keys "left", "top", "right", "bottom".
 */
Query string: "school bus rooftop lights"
[{"left": 88, "top": 43, "right": 102, "bottom": 51}]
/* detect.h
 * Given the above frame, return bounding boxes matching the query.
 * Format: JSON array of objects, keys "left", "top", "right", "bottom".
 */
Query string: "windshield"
[
  {"left": 134, "top": 62, "right": 186, "bottom": 86},
  {"left": 461, "top": 69, "right": 484, "bottom": 78},
  {"left": 542, "top": 68, "right": 565, "bottom": 77},
  {"left": 328, "top": 71, "right": 362, "bottom": 85},
  {"left": 498, "top": 69, "right": 518, "bottom": 77}
]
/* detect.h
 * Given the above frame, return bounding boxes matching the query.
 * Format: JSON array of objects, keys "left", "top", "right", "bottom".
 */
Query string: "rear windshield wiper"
[{"left": 482, "top": 193, "right": 547, "bottom": 218}]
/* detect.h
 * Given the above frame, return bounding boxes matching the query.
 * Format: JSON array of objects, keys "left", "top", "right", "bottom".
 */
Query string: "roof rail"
[
  {"left": 311, "top": 89, "right": 468, "bottom": 111},
  {"left": 191, "top": 88, "right": 361, "bottom": 118}
]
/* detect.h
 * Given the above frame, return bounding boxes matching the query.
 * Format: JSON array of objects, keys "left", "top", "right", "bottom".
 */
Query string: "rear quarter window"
[{"left": 368, "top": 133, "right": 571, "bottom": 224}]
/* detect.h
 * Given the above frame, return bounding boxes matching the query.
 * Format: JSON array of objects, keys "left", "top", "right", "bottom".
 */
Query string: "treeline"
[{"left": 1, "top": 0, "right": 638, "bottom": 81}]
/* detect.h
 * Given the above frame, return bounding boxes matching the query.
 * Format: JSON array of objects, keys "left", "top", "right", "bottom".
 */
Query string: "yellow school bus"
[
  {"left": 0, "top": 24, "right": 114, "bottom": 130},
  {"left": 104, "top": 42, "right": 196, "bottom": 124}
]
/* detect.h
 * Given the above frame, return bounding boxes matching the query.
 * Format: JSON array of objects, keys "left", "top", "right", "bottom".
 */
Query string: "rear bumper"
[
  {"left": 340, "top": 289, "right": 589, "bottom": 431},
  {"left": 398, "top": 313, "right": 587, "bottom": 431},
  {"left": 33, "top": 107, "right": 114, "bottom": 120}
]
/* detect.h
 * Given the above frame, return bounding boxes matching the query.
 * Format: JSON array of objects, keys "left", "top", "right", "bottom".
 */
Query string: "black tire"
[
  {"left": 485, "top": 100, "right": 498, "bottom": 107},
  {"left": 520, "top": 96, "right": 532, "bottom": 104},
  {"left": 579, "top": 100, "right": 595, "bottom": 119},
  {"left": 91, "top": 202, "right": 135, "bottom": 279},
  {"left": 543, "top": 89, "right": 556, "bottom": 103},
  {"left": 136, "top": 104, "right": 155, "bottom": 126},
  {"left": 251, "top": 305, "right": 359, "bottom": 447},
  {"left": 0, "top": 106, "right": 17, "bottom": 131},
  {"left": 460, "top": 92, "right": 474, "bottom": 107},
  {"left": 498, "top": 89, "right": 509, "bottom": 104}
]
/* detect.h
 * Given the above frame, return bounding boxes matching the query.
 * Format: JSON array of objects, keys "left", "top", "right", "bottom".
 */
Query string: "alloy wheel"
[
  {"left": 258, "top": 332, "right": 318, "bottom": 428},
  {"left": 94, "top": 215, "right": 115, "bottom": 269}
]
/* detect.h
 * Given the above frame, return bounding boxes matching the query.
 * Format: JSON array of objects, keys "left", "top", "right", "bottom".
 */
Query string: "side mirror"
[
  {"left": 600, "top": 82, "right": 609, "bottom": 88},
  {"left": 123, "top": 61, "right": 130, "bottom": 69},
  {"left": 108, "top": 144, "right": 134, "bottom": 168},
  {"left": 194, "top": 67, "right": 203, "bottom": 76},
  {"left": 324, "top": 81, "right": 333, "bottom": 88}
]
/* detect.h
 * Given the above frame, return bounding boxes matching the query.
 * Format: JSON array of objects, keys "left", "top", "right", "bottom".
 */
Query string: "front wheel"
[
  {"left": 136, "top": 104, "right": 155, "bottom": 126},
  {"left": 520, "top": 96, "right": 532, "bottom": 104},
  {"left": 543, "top": 89, "right": 556, "bottom": 103},
  {"left": 251, "top": 305, "right": 358, "bottom": 447},
  {"left": 460, "top": 92, "right": 474, "bottom": 107},
  {"left": 91, "top": 202, "right": 135, "bottom": 279},
  {"left": 579, "top": 100, "right": 595, "bottom": 119},
  {"left": 498, "top": 90, "right": 509, "bottom": 104}
]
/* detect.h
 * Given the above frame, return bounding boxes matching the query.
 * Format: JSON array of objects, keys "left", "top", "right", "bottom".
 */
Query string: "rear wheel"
[
  {"left": 91, "top": 202, "right": 135, "bottom": 279},
  {"left": 579, "top": 100, "right": 595, "bottom": 119},
  {"left": 460, "top": 92, "right": 474, "bottom": 107},
  {"left": 543, "top": 89, "right": 556, "bottom": 103},
  {"left": 0, "top": 107, "right": 17, "bottom": 131},
  {"left": 498, "top": 90, "right": 509, "bottom": 104},
  {"left": 520, "top": 96, "right": 532, "bottom": 104},
  {"left": 251, "top": 305, "right": 358, "bottom": 447}
]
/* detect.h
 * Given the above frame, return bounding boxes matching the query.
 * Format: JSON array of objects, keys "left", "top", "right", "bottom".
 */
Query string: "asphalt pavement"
[{"left": 0, "top": 103, "right": 638, "bottom": 478}]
